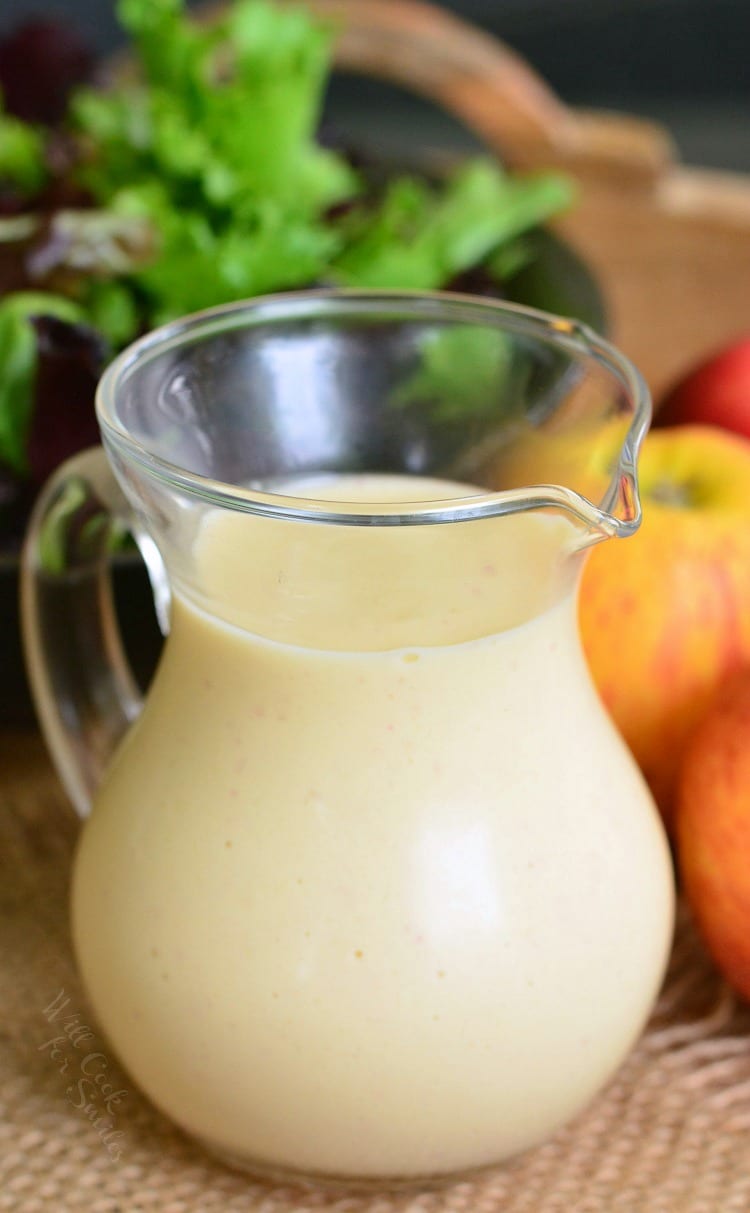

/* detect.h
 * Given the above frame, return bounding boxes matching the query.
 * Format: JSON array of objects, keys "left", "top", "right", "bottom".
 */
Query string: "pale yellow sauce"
[{"left": 72, "top": 474, "right": 674, "bottom": 1181}]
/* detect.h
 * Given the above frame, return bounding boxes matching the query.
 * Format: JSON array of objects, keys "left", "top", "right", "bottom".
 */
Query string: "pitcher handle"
[{"left": 20, "top": 446, "right": 159, "bottom": 818}]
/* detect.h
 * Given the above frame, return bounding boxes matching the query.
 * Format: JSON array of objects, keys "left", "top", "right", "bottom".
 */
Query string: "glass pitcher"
[{"left": 21, "top": 291, "right": 674, "bottom": 1189}]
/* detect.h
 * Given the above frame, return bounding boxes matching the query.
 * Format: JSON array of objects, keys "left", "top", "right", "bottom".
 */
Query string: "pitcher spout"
[{"left": 478, "top": 314, "right": 651, "bottom": 550}]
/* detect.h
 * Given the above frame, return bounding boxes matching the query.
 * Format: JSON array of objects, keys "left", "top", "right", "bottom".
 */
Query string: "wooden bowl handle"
[
  {"left": 304, "top": 0, "right": 674, "bottom": 180},
  {"left": 312, "top": 0, "right": 573, "bottom": 151}
]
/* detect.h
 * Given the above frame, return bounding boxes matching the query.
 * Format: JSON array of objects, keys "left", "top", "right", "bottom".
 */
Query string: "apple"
[
  {"left": 656, "top": 335, "right": 750, "bottom": 437},
  {"left": 579, "top": 424, "right": 750, "bottom": 830},
  {"left": 676, "top": 668, "right": 750, "bottom": 1001},
  {"left": 487, "top": 415, "right": 626, "bottom": 506}
]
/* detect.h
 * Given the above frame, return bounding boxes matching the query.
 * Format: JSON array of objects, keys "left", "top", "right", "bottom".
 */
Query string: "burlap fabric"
[{"left": 2, "top": 730, "right": 750, "bottom": 1213}]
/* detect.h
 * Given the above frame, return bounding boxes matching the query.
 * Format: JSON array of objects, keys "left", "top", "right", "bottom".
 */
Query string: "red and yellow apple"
[
  {"left": 579, "top": 424, "right": 750, "bottom": 829},
  {"left": 486, "top": 415, "right": 625, "bottom": 504},
  {"left": 676, "top": 668, "right": 750, "bottom": 1001},
  {"left": 656, "top": 335, "right": 750, "bottom": 438}
]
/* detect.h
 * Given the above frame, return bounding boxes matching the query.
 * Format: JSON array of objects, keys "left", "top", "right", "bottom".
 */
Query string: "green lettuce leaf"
[
  {"left": 334, "top": 160, "right": 575, "bottom": 289},
  {"left": 0, "top": 293, "right": 85, "bottom": 473},
  {"left": 391, "top": 326, "right": 516, "bottom": 422},
  {"left": 0, "top": 104, "right": 48, "bottom": 193},
  {"left": 70, "top": 0, "right": 359, "bottom": 324}
]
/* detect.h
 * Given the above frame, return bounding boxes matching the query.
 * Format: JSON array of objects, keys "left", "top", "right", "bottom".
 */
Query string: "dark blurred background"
[{"left": 2, "top": 0, "right": 749, "bottom": 169}]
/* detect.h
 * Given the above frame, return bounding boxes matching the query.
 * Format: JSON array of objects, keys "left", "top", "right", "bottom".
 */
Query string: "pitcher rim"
[{"left": 95, "top": 289, "right": 651, "bottom": 537}]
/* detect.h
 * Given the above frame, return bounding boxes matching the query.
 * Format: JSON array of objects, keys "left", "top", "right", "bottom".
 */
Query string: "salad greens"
[{"left": 0, "top": 0, "right": 575, "bottom": 512}]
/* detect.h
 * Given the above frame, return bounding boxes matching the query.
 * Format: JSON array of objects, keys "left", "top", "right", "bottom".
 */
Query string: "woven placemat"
[{"left": 2, "top": 729, "right": 750, "bottom": 1213}]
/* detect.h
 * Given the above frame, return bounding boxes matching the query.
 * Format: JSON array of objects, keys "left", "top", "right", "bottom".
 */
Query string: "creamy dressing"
[{"left": 72, "top": 473, "right": 674, "bottom": 1182}]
